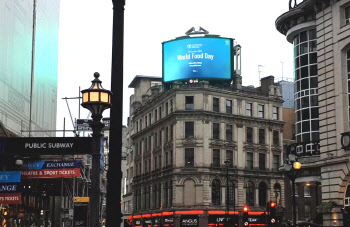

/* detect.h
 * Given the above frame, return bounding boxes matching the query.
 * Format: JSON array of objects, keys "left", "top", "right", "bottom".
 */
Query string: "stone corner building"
[
  {"left": 276, "top": 0, "right": 350, "bottom": 226},
  {"left": 123, "top": 74, "right": 285, "bottom": 226}
]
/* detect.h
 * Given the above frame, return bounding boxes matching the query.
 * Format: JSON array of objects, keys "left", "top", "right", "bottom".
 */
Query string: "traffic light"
[
  {"left": 243, "top": 205, "right": 249, "bottom": 226},
  {"left": 269, "top": 202, "right": 276, "bottom": 225}
]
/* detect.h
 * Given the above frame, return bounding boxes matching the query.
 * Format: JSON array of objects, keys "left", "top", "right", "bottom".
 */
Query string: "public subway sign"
[
  {"left": 2, "top": 137, "right": 93, "bottom": 155},
  {"left": 20, "top": 160, "right": 81, "bottom": 179},
  {"left": 0, "top": 172, "right": 21, "bottom": 205}
]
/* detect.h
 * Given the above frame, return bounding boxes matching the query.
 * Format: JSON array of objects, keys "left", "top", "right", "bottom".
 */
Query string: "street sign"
[
  {"left": 76, "top": 119, "right": 92, "bottom": 131},
  {"left": 74, "top": 197, "right": 89, "bottom": 227},
  {"left": 0, "top": 171, "right": 21, "bottom": 205},
  {"left": 77, "top": 118, "right": 110, "bottom": 131},
  {"left": 3, "top": 137, "right": 93, "bottom": 155},
  {"left": 74, "top": 197, "right": 90, "bottom": 203},
  {"left": 102, "top": 118, "right": 110, "bottom": 130},
  {"left": 21, "top": 160, "right": 82, "bottom": 179}
]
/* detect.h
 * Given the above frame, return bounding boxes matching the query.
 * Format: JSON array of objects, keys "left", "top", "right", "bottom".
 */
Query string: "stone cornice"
[
  {"left": 131, "top": 111, "right": 284, "bottom": 140},
  {"left": 275, "top": 0, "right": 334, "bottom": 40}
]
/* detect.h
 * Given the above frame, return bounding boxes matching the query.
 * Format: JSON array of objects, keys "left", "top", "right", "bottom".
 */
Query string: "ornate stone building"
[
  {"left": 276, "top": 0, "right": 350, "bottom": 226},
  {"left": 124, "top": 75, "right": 285, "bottom": 226}
]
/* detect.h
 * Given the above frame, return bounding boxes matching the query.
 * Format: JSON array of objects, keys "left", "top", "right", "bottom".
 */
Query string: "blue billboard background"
[{"left": 163, "top": 37, "right": 232, "bottom": 83}]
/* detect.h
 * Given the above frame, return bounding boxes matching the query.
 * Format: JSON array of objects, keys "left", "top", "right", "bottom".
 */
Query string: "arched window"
[
  {"left": 212, "top": 179, "right": 221, "bottom": 205},
  {"left": 169, "top": 180, "right": 173, "bottom": 207},
  {"left": 137, "top": 188, "right": 142, "bottom": 211},
  {"left": 158, "top": 183, "right": 162, "bottom": 208},
  {"left": 274, "top": 183, "right": 282, "bottom": 206},
  {"left": 347, "top": 49, "right": 350, "bottom": 126},
  {"left": 153, "top": 184, "right": 157, "bottom": 209},
  {"left": 246, "top": 181, "right": 255, "bottom": 206},
  {"left": 143, "top": 187, "right": 147, "bottom": 210},
  {"left": 258, "top": 182, "right": 267, "bottom": 207},
  {"left": 164, "top": 182, "right": 168, "bottom": 207},
  {"left": 226, "top": 180, "right": 236, "bottom": 205},
  {"left": 184, "top": 179, "right": 196, "bottom": 206}
]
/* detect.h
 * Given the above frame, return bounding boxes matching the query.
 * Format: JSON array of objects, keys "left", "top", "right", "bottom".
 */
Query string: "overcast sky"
[{"left": 56, "top": 0, "right": 293, "bottom": 135}]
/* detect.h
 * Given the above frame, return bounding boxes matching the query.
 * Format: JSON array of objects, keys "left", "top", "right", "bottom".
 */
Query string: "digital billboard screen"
[{"left": 163, "top": 37, "right": 233, "bottom": 83}]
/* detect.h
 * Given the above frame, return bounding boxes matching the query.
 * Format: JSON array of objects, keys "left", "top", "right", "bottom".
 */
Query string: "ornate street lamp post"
[
  {"left": 81, "top": 72, "right": 112, "bottom": 227},
  {"left": 284, "top": 156, "right": 301, "bottom": 227}
]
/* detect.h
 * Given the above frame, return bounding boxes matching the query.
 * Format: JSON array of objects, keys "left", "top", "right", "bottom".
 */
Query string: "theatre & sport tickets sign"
[
  {"left": 0, "top": 171, "right": 21, "bottom": 204},
  {"left": 21, "top": 161, "right": 81, "bottom": 178}
]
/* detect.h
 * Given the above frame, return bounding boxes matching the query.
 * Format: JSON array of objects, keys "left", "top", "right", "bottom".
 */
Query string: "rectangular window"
[
  {"left": 159, "top": 106, "right": 162, "bottom": 119},
  {"left": 155, "top": 109, "right": 158, "bottom": 122},
  {"left": 213, "top": 149, "right": 221, "bottom": 167},
  {"left": 226, "top": 99, "right": 232, "bottom": 114},
  {"left": 258, "top": 104, "right": 264, "bottom": 118},
  {"left": 273, "top": 107, "right": 279, "bottom": 120},
  {"left": 159, "top": 155, "right": 162, "bottom": 169},
  {"left": 148, "top": 136, "right": 152, "bottom": 151},
  {"left": 213, "top": 97, "right": 220, "bottom": 112},
  {"left": 165, "top": 152, "right": 169, "bottom": 166},
  {"left": 154, "top": 156, "right": 157, "bottom": 170},
  {"left": 259, "top": 153, "right": 266, "bottom": 170},
  {"left": 273, "top": 155, "right": 280, "bottom": 171},
  {"left": 140, "top": 119, "right": 143, "bottom": 130},
  {"left": 246, "top": 127, "right": 253, "bottom": 143},
  {"left": 304, "top": 186, "right": 311, "bottom": 197},
  {"left": 273, "top": 131, "right": 280, "bottom": 146},
  {"left": 185, "top": 96, "right": 194, "bottom": 110},
  {"left": 149, "top": 158, "right": 151, "bottom": 173},
  {"left": 226, "top": 150, "right": 234, "bottom": 167},
  {"left": 226, "top": 124, "right": 233, "bottom": 141},
  {"left": 170, "top": 124, "right": 174, "bottom": 141},
  {"left": 246, "top": 103, "right": 252, "bottom": 116},
  {"left": 185, "top": 148, "right": 194, "bottom": 167},
  {"left": 185, "top": 122, "right": 194, "bottom": 139},
  {"left": 154, "top": 132, "right": 157, "bottom": 147},
  {"left": 346, "top": 6, "right": 350, "bottom": 24},
  {"left": 170, "top": 99, "right": 173, "bottom": 113},
  {"left": 165, "top": 102, "right": 169, "bottom": 116},
  {"left": 145, "top": 116, "right": 148, "bottom": 128},
  {"left": 165, "top": 126, "right": 169, "bottom": 142},
  {"left": 246, "top": 152, "right": 253, "bottom": 170},
  {"left": 259, "top": 129, "right": 265, "bottom": 144},
  {"left": 213, "top": 123, "right": 220, "bottom": 140},
  {"left": 170, "top": 150, "right": 173, "bottom": 166},
  {"left": 304, "top": 204, "right": 311, "bottom": 219},
  {"left": 159, "top": 130, "right": 162, "bottom": 145},
  {"left": 144, "top": 138, "right": 147, "bottom": 152}
]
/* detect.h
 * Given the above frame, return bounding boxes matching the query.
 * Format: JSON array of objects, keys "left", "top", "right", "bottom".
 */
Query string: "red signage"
[
  {"left": 0, "top": 193, "right": 21, "bottom": 204},
  {"left": 21, "top": 168, "right": 81, "bottom": 179}
]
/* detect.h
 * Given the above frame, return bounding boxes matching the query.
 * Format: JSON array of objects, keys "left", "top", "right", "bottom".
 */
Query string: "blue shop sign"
[{"left": 0, "top": 172, "right": 21, "bottom": 183}]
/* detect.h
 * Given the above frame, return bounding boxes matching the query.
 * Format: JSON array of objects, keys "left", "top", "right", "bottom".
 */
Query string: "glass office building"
[{"left": 0, "top": 0, "right": 60, "bottom": 136}]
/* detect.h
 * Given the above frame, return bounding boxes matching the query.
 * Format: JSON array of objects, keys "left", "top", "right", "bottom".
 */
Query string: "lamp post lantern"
[
  {"left": 81, "top": 72, "right": 112, "bottom": 227},
  {"left": 284, "top": 159, "right": 301, "bottom": 227}
]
